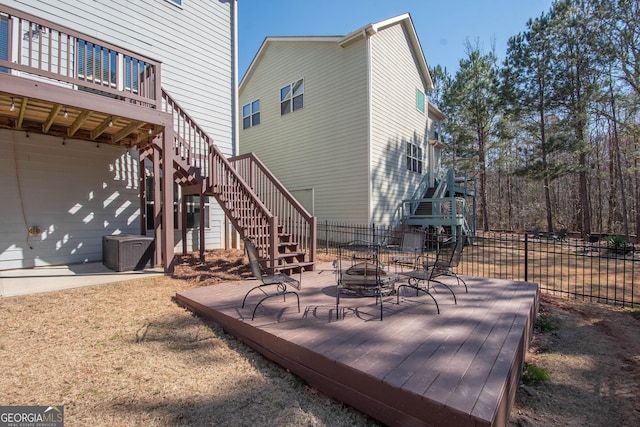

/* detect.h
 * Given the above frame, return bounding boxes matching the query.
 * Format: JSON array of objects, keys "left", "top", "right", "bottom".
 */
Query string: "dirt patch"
[
  {"left": 509, "top": 294, "right": 640, "bottom": 426},
  {"left": 1, "top": 249, "right": 639, "bottom": 426}
]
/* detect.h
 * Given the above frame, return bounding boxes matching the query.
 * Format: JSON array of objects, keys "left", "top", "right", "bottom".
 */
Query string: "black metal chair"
[
  {"left": 425, "top": 234, "right": 468, "bottom": 293},
  {"left": 397, "top": 235, "right": 468, "bottom": 312},
  {"left": 389, "top": 230, "right": 426, "bottom": 270},
  {"left": 241, "top": 238, "right": 301, "bottom": 320},
  {"left": 553, "top": 229, "right": 568, "bottom": 241}
]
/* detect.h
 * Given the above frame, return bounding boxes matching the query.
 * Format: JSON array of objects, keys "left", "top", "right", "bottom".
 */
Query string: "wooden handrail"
[
  {"left": 230, "top": 153, "right": 317, "bottom": 265},
  {"left": 161, "top": 90, "right": 280, "bottom": 264},
  {"left": 0, "top": 5, "right": 161, "bottom": 108}
]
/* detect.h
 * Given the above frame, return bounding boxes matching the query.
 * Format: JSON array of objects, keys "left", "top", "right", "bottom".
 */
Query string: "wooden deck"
[{"left": 175, "top": 263, "right": 539, "bottom": 427}]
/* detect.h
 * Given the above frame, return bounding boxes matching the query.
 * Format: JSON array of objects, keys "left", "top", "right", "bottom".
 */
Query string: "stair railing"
[
  {"left": 230, "top": 153, "right": 316, "bottom": 266},
  {"left": 161, "top": 90, "right": 278, "bottom": 264},
  {"left": 409, "top": 172, "right": 431, "bottom": 205}
]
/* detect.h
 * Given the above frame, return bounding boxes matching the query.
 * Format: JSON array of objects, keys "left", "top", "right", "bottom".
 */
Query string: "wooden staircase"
[
  {"left": 414, "top": 184, "right": 439, "bottom": 216},
  {"left": 147, "top": 90, "right": 316, "bottom": 273},
  {"left": 402, "top": 169, "right": 474, "bottom": 240}
]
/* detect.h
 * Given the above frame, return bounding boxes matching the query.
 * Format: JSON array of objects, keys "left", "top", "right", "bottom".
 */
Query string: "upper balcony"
[{"left": 0, "top": 4, "right": 170, "bottom": 147}]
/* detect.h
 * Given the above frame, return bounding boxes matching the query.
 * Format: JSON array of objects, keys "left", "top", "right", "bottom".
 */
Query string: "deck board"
[{"left": 176, "top": 263, "right": 538, "bottom": 427}]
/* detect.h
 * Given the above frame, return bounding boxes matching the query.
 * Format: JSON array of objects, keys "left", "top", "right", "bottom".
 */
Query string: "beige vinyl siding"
[
  {"left": 240, "top": 39, "right": 371, "bottom": 223},
  {"left": 369, "top": 22, "right": 430, "bottom": 223}
]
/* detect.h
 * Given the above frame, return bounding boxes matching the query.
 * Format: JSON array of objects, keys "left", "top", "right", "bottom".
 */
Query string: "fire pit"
[{"left": 340, "top": 262, "right": 395, "bottom": 297}]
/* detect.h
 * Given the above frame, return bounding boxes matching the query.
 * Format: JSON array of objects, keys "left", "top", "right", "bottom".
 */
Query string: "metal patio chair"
[
  {"left": 397, "top": 235, "right": 468, "bottom": 311},
  {"left": 424, "top": 234, "right": 468, "bottom": 293},
  {"left": 241, "top": 238, "right": 301, "bottom": 320},
  {"left": 389, "top": 230, "right": 426, "bottom": 270}
]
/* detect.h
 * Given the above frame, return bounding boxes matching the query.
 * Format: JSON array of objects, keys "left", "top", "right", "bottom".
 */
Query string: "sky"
[{"left": 237, "top": 0, "right": 554, "bottom": 80}]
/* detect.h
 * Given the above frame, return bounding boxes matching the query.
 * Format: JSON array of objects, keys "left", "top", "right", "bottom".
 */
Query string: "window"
[
  {"left": 165, "top": 0, "right": 183, "bottom": 6},
  {"left": 280, "top": 79, "right": 304, "bottom": 115},
  {"left": 77, "top": 40, "right": 117, "bottom": 86},
  {"left": 406, "top": 141, "right": 423, "bottom": 173},
  {"left": 242, "top": 99, "right": 260, "bottom": 129},
  {"left": 0, "top": 16, "right": 8, "bottom": 73},
  {"left": 416, "top": 88, "right": 425, "bottom": 113},
  {"left": 185, "top": 195, "right": 210, "bottom": 229},
  {"left": 434, "top": 122, "right": 441, "bottom": 141},
  {"left": 145, "top": 177, "right": 209, "bottom": 230}
]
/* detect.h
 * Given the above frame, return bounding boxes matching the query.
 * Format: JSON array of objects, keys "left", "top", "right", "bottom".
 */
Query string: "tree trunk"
[
  {"left": 579, "top": 163, "right": 590, "bottom": 237},
  {"left": 607, "top": 137, "right": 617, "bottom": 232},
  {"left": 635, "top": 137, "right": 640, "bottom": 243},
  {"left": 478, "top": 130, "right": 489, "bottom": 232},
  {"left": 609, "top": 79, "right": 630, "bottom": 239},
  {"left": 544, "top": 176, "right": 553, "bottom": 233}
]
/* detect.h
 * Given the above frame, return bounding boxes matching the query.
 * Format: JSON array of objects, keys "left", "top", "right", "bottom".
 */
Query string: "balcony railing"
[{"left": 0, "top": 4, "right": 161, "bottom": 109}]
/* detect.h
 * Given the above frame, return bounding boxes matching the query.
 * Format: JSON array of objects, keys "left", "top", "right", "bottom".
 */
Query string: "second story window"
[
  {"left": 242, "top": 99, "right": 260, "bottom": 129},
  {"left": 0, "top": 16, "right": 8, "bottom": 73},
  {"left": 281, "top": 79, "right": 304, "bottom": 115},
  {"left": 433, "top": 122, "right": 441, "bottom": 141},
  {"left": 407, "top": 141, "right": 423, "bottom": 173},
  {"left": 416, "top": 88, "right": 425, "bottom": 113}
]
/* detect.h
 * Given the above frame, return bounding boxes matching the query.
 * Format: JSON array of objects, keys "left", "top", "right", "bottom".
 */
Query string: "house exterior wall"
[
  {"left": 2, "top": 0, "right": 235, "bottom": 268},
  {"left": 369, "top": 22, "right": 431, "bottom": 223},
  {"left": 239, "top": 39, "right": 371, "bottom": 223},
  {"left": 0, "top": 131, "right": 142, "bottom": 269}
]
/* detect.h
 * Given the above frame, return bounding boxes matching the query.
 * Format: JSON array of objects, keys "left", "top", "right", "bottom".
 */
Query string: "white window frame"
[
  {"left": 280, "top": 78, "right": 304, "bottom": 115},
  {"left": 406, "top": 141, "right": 423, "bottom": 174},
  {"left": 242, "top": 99, "right": 260, "bottom": 129}
]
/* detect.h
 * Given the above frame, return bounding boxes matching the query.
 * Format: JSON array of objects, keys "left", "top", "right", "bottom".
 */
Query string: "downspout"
[
  {"left": 228, "top": 0, "right": 239, "bottom": 249},
  {"left": 366, "top": 29, "right": 373, "bottom": 224},
  {"left": 232, "top": 0, "right": 239, "bottom": 157}
]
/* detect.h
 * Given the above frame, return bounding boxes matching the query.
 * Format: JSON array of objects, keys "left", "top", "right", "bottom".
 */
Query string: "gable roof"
[{"left": 240, "top": 13, "right": 434, "bottom": 91}]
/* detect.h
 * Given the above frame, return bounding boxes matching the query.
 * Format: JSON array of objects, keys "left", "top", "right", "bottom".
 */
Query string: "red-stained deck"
[{"left": 175, "top": 263, "right": 539, "bottom": 427}]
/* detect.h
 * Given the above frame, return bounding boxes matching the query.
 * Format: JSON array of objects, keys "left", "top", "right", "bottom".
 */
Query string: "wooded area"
[{"left": 431, "top": 0, "right": 639, "bottom": 242}]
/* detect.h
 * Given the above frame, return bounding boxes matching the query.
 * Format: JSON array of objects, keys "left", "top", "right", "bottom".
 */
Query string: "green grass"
[
  {"left": 536, "top": 318, "right": 558, "bottom": 332},
  {"left": 521, "top": 363, "right": 549, "bottom": 385}
]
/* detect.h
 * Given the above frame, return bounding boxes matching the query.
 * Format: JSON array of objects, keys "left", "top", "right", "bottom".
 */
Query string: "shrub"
[{"left": 604, "top": 235, "right": 633, "bottom": 254}]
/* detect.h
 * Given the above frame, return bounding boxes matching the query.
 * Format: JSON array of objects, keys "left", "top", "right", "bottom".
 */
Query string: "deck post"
[
  {"left": 199, "top": 189, "right": 205, "bottom": 261},
  {"left": 309, "top": 216, "right": 317, "bottom": 268},
  {"left": 181, "top": 196, "right": 187, "bottom": 255},
  {"left": 153, "top": 147, "right": 162, "bottom": 267},
  {"left": 138, "top": 147, "right": 146, "bottom": 236},
  {"left": 161, "top": 128, "right": 175, "bottom": 273},
  {"left": 269, "top": 215, "right": 278, "bottom": 272}
]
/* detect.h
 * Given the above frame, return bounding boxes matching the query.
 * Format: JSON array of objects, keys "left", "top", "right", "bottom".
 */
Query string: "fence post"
[{"left": 524, "top": 232, "right": 529, "bottom": 282}]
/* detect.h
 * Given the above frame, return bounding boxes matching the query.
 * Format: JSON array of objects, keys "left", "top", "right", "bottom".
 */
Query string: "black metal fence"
[{"left": 317, "top": 222, "right": 639, "bottom": 308}]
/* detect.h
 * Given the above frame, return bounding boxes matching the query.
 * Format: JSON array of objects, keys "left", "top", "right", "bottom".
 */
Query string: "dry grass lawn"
[
  {"left": 0, "top": 250, "right": 378, "bottom": 426},
  {"left": 1, "top": 249, "right": 639, "bottom": 426}
]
